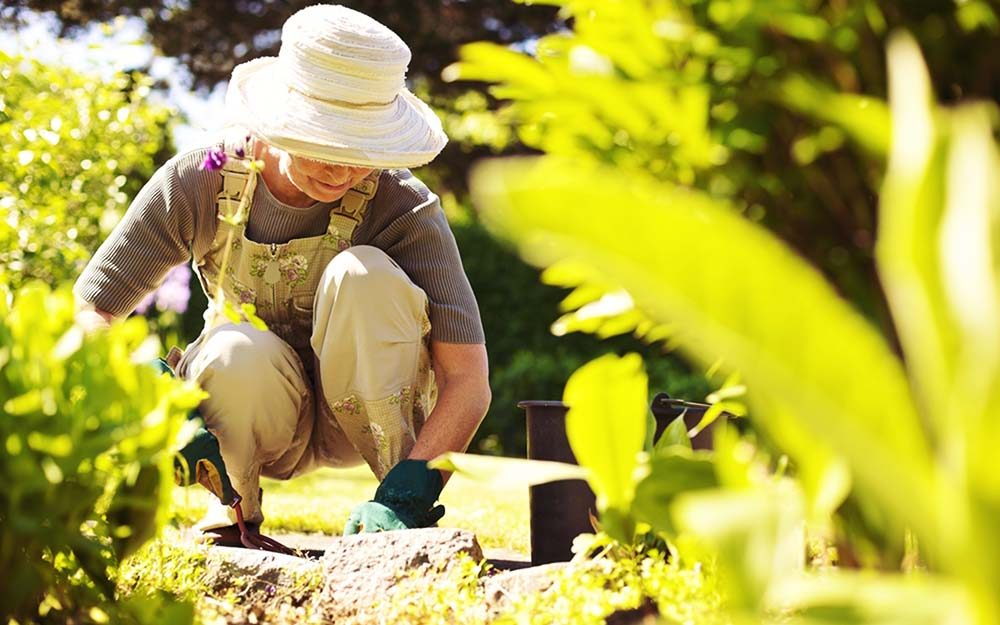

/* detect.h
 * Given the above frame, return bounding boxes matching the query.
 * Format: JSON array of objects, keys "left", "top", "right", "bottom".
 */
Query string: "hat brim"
[{"left": 226, "top": 57, "right": 448, "bottom": 169}]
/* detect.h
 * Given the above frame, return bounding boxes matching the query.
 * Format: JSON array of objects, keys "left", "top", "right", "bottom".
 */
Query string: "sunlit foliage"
[
  {"left": 0, "top": 284, "right": 203, "bottom": 623},
  {"left": 459, "top": 24, "right": 1000, "bottom": 625},
  {"left": 0, "top": 51, "right": 173, "bottom": 290},
  {"left": 449, "top": 0, "right": 999, "bottom": 336}
]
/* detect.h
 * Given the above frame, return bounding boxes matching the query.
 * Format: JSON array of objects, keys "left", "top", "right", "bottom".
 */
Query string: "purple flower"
[
  {"left": 199, "top": 147, "right": 228, "bottom": 171},
  {"left": 235, "top": 146, "right": 245, "bottom": 158},
  {"left": 134, "top": 291, "right": 154, "bottom": 315},
  {"left": 155, "top": 265, "right": 192, "bottom": 314},
  {"left": 135, "top": 265, "right": 192, "bottom": 316}
]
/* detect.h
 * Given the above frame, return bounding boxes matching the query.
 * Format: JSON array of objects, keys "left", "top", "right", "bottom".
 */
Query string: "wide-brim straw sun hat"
[{"left": 225, "top": 4, "right": 447, "bottom": 169}]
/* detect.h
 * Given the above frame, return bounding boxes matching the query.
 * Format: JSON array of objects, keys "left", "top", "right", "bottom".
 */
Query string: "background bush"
[{"left": 0, "top": 51, "right": 174, "bottom": 291}]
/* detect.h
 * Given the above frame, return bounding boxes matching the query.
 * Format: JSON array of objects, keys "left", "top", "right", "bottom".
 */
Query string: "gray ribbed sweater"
[{"left": 74, "top": 145, "right": 485, "bottom": 344}]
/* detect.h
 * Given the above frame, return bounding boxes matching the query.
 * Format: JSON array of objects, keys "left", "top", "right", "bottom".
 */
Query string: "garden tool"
[
  {"left": 152, "top": 358, "right": 295, "bottom": 555},
  {"left": 344, "top": 459, "right": 445, "bottom": 534}
]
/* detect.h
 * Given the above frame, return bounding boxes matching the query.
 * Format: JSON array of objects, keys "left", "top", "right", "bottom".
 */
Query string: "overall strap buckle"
[
  {"left": 216, "top": 156, "right": 252, "bottom": 219},
  {"left": 329, "top": 171, "right": 381, "bottom": 243}
]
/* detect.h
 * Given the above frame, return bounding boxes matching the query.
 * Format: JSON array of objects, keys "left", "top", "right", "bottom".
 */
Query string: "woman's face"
[{"left": 278, "top": 151, "right": 375, "bottom": 202}]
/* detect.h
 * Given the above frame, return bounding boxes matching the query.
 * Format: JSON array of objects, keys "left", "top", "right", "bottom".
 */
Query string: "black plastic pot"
[
  {"left": 519, "top": 393, "right": 718, "bottom": 565},
  {"left": 518, "top": 400, "right": 595, "bottom": 566}
]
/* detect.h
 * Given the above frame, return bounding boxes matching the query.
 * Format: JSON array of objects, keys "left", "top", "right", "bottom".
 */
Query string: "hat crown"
[{"left": 277, "top": 4, "right": 411, "bottom": 106}]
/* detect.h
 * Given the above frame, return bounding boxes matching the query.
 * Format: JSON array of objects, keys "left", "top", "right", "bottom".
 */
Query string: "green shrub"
[
  {"left": 0, "top": 283, "right": 203, "bottom": 623},
  {"left": 0, "top": 50, "right": 201, "bottom": 360},
  {"left": 0, "top": 51, "right": 174, "bottom": 290}
]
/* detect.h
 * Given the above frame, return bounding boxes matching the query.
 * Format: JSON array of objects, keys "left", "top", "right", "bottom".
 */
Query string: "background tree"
[{"left": 1, "top": 0, "right": 561, "bottom": 91}]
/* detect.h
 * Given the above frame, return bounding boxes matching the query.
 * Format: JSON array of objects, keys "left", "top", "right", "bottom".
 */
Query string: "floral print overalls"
[{"left": 180, "top": 150, "right": 435, "bottom": 519}]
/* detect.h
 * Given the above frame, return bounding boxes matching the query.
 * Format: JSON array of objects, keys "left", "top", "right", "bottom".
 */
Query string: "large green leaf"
[
  {"left": 877, "top": 35, "right": 1000, "bottom": 604},
  {"left": 771, "top": 571, "right": 973, "bottom": 625},
  {"left": 632, "top": 449, "right": 717, "bottom": 535},
  {"left": 562, "top": 353, "right": 648, "bottom": 515},
  {"left": 429, "top": 452, "right": 588, "bottom": 488},
  {"left": 471, "top": 155, "right": 937, "bottom": 550},
  {"left": 655, "top": 415, "right": 692, "bottom": 452},
  {"left": 673, "top": 482, "right": 805, "bottom": 615},
  {"left": 876, "top": 33, "right": 960, "bottom": 447}
]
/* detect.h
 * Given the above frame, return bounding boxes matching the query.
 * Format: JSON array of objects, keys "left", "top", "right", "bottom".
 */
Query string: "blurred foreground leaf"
[
  {"left": 430, "top": 452, "right": 588, "bottom": 487},
  {"left": 472, "top": 155, "right": 936, "bottom": 550}
]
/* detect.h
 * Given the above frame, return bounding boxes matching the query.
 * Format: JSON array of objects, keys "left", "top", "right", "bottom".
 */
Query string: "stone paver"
[
  {"left": 191, "top": 527, "right": 568, "bottom": 623},
  {"left": 314, "top": 527, "right": 483, "bottom": 623}
]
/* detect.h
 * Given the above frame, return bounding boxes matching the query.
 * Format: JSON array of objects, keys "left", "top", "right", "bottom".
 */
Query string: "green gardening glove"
[
  {"left": 150, "top": 358, "right": 239, "bottom": 506},
  {"left": 343, "top": 460, "right": 446, "bottom": 535},
  {"left": 174, "top": 425, "right": 239, "bottom": 506}
]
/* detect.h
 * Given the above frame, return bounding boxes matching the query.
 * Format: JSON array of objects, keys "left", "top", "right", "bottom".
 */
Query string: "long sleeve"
[
  {"left": 73, "top": 158, "right": 199, "bottom": 317},
  {"left": 368, "top": 171, "right": 485, "bottom": 345}
]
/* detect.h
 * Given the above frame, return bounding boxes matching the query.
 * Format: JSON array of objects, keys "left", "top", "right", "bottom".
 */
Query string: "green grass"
[
  {"left": 171, "top": 465, "right": 530, "bottom": 553},
  {"left": 134, "top": 467, "right": 725, "bottom": 625}
]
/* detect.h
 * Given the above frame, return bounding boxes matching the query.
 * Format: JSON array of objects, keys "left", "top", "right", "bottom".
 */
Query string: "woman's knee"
[
  {"left": 186, "top": 324, "right": 307, "bottom": 432},
  {"left": 320, "top": 245, "right": 405, "bottom": 298},
  {"left": 316, "top": 245, "right": 426, "bottom": 320},
  {"left": 192, "top": 325, "right": 295, "bottom": 381}
]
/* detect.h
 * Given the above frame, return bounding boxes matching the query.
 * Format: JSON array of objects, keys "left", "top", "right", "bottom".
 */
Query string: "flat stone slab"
[
  {"left": 202, "top": 546, "right": 322, "bottom": 601},
  {"left": 315, "top": 527, "right": 483, "bottom": 623},
  {"left": 188, "top": 528, "right": 575, "bottom": 623},
  {"left": 272, "top": 531, "right": 529, "bottom": 569},
  {"left": 484, "top": 562, "right": 570, "bottom": 614}
]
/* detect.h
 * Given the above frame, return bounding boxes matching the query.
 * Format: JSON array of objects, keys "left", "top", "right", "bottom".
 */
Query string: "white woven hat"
[{"left": 225, "top": 4, "right": 447, "bottom": 168}]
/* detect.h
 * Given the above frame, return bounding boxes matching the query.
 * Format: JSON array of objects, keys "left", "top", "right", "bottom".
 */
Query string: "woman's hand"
[{"left": 75, "top": 307, "right": 116, "bottom": 333}]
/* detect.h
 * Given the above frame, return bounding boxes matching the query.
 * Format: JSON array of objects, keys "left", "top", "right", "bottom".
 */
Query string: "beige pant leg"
[
  {"left": 311, "top": 245, "right": 435, "bottom": 480},
  {"left": 179, "top": 323, "right": 313, "bottom": 530}
]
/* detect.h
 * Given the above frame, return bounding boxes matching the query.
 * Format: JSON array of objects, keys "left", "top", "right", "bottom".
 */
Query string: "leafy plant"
[
  {"left": 0, "top": 283, "right": 203, "bottom": 623},
  {"left": 460, "top": 29, "right": 1000, "bottom": 624}
]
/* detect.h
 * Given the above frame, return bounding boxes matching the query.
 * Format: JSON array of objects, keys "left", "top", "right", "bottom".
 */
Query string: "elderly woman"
[{"left": 74, "top": 4, "right": 490, "bottom": 543}]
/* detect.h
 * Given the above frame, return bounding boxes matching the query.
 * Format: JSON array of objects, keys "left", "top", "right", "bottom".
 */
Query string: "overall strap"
[
  {"left": 216, "top": 156, "right": 253, "bottom": 225},
  {"left": 328, "top": 171, "right": 380, "bottom": 244}
]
